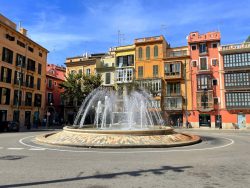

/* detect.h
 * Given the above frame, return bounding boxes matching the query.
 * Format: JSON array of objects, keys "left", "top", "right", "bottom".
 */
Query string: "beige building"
[
  {"left": 96, "top": 50, "right": 115, "bottom": 88},
  {"left": 0, "top": 14, "right": 49, "bottom": 129}
]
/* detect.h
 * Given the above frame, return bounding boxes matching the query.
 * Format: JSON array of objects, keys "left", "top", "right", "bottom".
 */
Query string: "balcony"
[
  {"left": 167, "top": 50, "right": 188, "bottom": 58},
  {"left": 197, "top": 64, "right": 212, "bottom": 74},
  {"left": 197, "top": 90, "right": 214, "bottom": 112},
  {"left": 219, "top": 42, "right": 250, "bottom": 54},
  {"left": 164, "top": 96, "right": 183, "bottom": 111},
  {"left": 164, "top": 62, "right": 182, "bottom": 79}
]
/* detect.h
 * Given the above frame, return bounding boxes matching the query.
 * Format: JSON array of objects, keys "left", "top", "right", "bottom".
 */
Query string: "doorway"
[
  {"left": 199, "top": 114, "right": 211, "bottom": 127},
  {"left": 0, "top": 110, "right": 7, "bottom": 122}
]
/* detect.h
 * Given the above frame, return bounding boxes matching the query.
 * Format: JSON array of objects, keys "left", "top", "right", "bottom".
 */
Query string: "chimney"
[{"left": 19, "top": 27, "right": 27, "bottom": 36}]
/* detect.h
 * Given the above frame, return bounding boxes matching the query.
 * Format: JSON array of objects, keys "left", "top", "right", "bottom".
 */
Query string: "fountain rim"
[{"left": 64, "top": 125, "right": 174, "bottom": 136}]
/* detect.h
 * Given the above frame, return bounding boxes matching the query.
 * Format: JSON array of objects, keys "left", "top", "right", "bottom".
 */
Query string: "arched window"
[
  {"left": 138, "top": 47, "right": 143, "bottom": 60},
  {"left": 154, "top": 45, "right": 158, "bottom": 58},
  {"left": 146, "top": 46, "right": 150, "bottom": 60}
]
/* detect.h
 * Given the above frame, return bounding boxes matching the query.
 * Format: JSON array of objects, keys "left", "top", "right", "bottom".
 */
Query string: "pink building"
[
  {"left": 187, "top": 31, "right": 222, "bottom": 128},
  {"left": 46, "top": 64, "right": 66, "bottom": 126}
]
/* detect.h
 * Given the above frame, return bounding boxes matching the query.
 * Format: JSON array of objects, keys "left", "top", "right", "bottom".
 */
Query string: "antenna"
[{"left": 117, "top": 30, "right": 125, "bottom": 46}]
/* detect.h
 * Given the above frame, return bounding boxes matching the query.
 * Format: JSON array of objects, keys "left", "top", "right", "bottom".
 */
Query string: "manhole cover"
[{"left": 0, "top": 155, "right": 27, "bottom": 160}]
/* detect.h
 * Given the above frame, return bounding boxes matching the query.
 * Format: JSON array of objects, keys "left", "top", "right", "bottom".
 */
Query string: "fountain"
[{"left": 36, "top": 87, "right": 200, "bottom": 148}]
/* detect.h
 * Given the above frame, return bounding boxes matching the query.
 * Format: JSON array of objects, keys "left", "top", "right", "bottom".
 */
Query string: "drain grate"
[{"left": 0, "top": 155, "right": 27, "bottom": 160}]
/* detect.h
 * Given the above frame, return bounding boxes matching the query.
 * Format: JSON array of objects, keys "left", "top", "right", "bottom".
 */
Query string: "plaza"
[{"left": 0, "top": 128, "right": 249, "bottom": 187}]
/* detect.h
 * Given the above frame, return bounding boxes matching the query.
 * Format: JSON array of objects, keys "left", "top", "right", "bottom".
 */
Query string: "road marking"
[
  {"left": 7, "top": 148, "right": 24, "bottom": 150},
  {"left": 28, "top": 148, "right": 46, "bottom": 151},
  {"left": 19, "top": 135, "right": 235, "bottom": 154}
]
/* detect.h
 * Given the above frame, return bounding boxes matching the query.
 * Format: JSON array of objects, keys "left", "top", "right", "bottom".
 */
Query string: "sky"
[{"left": 1, "top": 0, "right": 250, "bottom": 66}]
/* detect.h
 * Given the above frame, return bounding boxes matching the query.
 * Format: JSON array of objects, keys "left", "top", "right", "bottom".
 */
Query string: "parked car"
[{"left": 0, "top": 121, "right": 20, "bottom": 132}]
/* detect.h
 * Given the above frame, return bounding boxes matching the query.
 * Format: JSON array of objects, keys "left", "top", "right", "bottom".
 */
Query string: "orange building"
[
  {"left": 188, "top": 31, "right": 222, "bottom": 128},
  {"left": 134, "top": 36, "right": 168, "bottom": 109},
  {"left": 164, "top": 46, "right": 191, "bottom": 126}
]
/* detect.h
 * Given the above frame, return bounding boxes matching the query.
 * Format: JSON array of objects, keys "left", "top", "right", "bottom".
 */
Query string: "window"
[
  {"left": 197, "top": 91, "right": 213, "bottom": 109},
  {"left": 197, "top": 75, "right": 212, "bottom": 90},
  {"left": 34, "top": 94, "right": 42, "bottom": 107},
  {"left": 26, "top": 75, "right": 34, "bottom": 88},
  {"left": 138, "top": 47, "right": 143, "bottom": 60},
  {"left": 199, "top": 57, "right": 208, "bottom": 70},
  {"left": 0, "top": 67, "right": 12, "bottom": 83},
  {"left": 154, "top": 45, "right": 158, "bottom": 58},
  {"left": 86, "top": 69, "right": 91, "bottom": 75},
  {"left": 25, "top": 92, "right": 32, "bottom": 106},
  {"left": 105, "top": 72, "right": 111, "bottom": 84},
  {"left": 71, "top": 70, "right": 76, "bottom": 74},
  {"left": 48, "top": 79, "right": 53, "bottom": 88},
  {"left": 2, "top": 47, "right": 13, "bottom": 64},
  {"left": 136, "top": 79, "right": 161, "bottom": 96},
  {"left": 13, "top": 90, "right": 22, "bottom": 106},
  {"left": 5, "top": 34, "right": 15, "bottom": 41},
  {"left": 17, "top": 40, "right": 25, "bottom": 48},
  {"left": 13, "top": 111, "right": 20, "bottom": 122},
  {"left": 28, "top": 46, "right": 34, "bottom": 52},
  {"left": 226, "top": 92, "right": 250, "bottom": 108},
  {"left": 199, "top": 43, "right": 207, "bottom": 54},
  {"left": 127, "top": 55, "right": 134, "bottom": 66},
  {"left": 47, "top": 93, "right": 54, "bottom": 104},
  {"left": 192, "top": 60, "right": 197, "bottom": 67},
  {"left": 38, "top": 63, "right": 42, "bottom": 75},
  {"left": 212, "top": 79, "right": 218, "bottom": 86},
  {"left": 165, "top": 62, "right": 181, "bottom": 76},
  {"left": 153, "top": 65, "right": 158, "bottom": 77},
  {"left": 212, "top": 43, "right": 218, "bottom": 48},
  {"left": 164, "top": 97, "right": 182, "bottom": 110},
  {"left": 224, "top": 53, "right": 250, "bottom": 68},
  {"left": 14, "top": 71, "right": 24, "bottom": 85},
  {"left": 16, "top": 54, "right": 26, "bottom": 67},
  {"left": 115, "top": 68, "right": 133, "bottom": 83},
  {"left": 212, "top": 59, "right": 218, "bottom": 66},
  {"left": 78, "top": 69, "right": 82, "bottom": 75},
  {"left": 214, "top": 97, "right": 219, "bottom": 104},
  {"left": 39, "top": 52, "right": 43, "bottom": 57},
  {"left": 225, "top": 73, "right": 250, "bottom": 88},
  {"left": 191, "top": 45, "right": 197, "bottom": 51},
  {"left": 0, "top": 87, "right": 10, "bottom": 105},
  {"left": 27, "top": 59, "right": 36, "bottom": 71},
  {"left": 146, "top": 46, "right": 150, "bottom": 60},
  {"left": 37, "top": 78, "right": 41, "bottom": 90},
  {"left": 54, "top": 81, "right": 57, "bottom": 86},
  {"left": 138, "top": 66, "right": 143, "bottom": 78},
  {"left": 166, "top": 82, "right": 180, "bottom": 96}
]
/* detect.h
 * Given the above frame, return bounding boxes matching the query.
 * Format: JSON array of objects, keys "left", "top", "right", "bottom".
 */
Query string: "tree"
[
  {"left": 246, "top": 36, "right": 250, "bottom": 42},
  {"left": 60, "top": 73, "right": 102, "bottom": 106}
]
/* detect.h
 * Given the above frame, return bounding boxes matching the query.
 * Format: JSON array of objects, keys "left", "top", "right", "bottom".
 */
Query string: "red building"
[
  {"left": 46, "top": 64, "right": 66, "bottom": 126},
  {"left": 187, "top": 31, "right": 222, "bottom": 128}
]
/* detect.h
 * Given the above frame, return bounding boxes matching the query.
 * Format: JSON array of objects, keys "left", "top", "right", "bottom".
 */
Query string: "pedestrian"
[{"left": 177, "top": 118, "right": 180, "bottom": 128}]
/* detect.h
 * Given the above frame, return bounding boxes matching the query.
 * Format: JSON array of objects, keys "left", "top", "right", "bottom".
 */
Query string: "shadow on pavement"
[{"left": 0, "top": 165, "right": 193, "bottom": 187}]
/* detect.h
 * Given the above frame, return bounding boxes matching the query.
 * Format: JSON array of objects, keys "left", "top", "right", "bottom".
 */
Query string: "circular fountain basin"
[{"left": 36, "top": 126, "right": 201, "bottom": 148}]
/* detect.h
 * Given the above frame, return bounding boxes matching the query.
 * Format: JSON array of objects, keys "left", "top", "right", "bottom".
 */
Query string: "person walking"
[{"left": 177, "top": 118, "right": 181, "bottom": 128}]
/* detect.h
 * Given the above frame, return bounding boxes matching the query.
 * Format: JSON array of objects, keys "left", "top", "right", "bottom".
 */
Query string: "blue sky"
[{"left": 1, "top": 0, "right": 250, "bottom": 66}]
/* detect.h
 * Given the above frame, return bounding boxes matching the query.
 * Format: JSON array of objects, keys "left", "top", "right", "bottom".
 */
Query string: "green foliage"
[
  {"left": 60, "top": 73, "right": 102, "bottom": 105},
  {"left": 246, "top": 36, "right": 250, "bottom": 42}
]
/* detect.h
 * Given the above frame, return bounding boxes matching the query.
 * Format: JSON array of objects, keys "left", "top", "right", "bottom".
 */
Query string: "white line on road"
[
  {"left": 19, "top": 135, "right": 235, "bottom": 154},
  {"left": 7, "top": 148, "right": 24, "bottom": 150},
  {"left": 28, "top": 148, "right": 46, "bottom": 151}
]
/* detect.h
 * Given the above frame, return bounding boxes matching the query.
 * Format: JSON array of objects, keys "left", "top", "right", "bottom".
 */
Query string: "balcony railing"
[
  {"left": 165, "top": 72, "right": 182, "bottom": 79},
  {"left": 167, "top": 50, "right": 188, "bottom": 58},
  {"left": 164, "top": 96, "right": 183, "bottom": 111},
  {"left": 197, "top": 64, "right": 212, "bottom": 74},
  {"left": 220, "top": 42, "right": 250, "bottom": 52}
]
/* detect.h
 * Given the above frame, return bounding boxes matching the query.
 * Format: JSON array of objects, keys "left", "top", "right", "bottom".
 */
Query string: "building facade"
[
  {"left": 64, "top": 53, "right": 105, "bottom": 123},
  {"left": 0, "top": 14, "right": 48, "bottom": 128},
  {"left": 134, "top": 36, "right": 167, "bottom": 110},
  {"left": 188, "top": 31, "right": 221, "bottom": 128},
  {"left": 96, "top": 50, "right": 115, "bottom": 88},
  {"left": 219, "top": 42, "right": 250, "bottom": 128},
  {"left": 46, "top": 64, "right": 66, "bottom": 126},
  {"left": 164, "top": 46, "right": 191, "bottom": 126}
]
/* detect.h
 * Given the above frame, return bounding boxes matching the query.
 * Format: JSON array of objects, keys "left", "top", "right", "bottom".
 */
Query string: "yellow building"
[
  {"left": 134, "top": 36, "right": 168, "bottom": 109},
  {"left": 113, "top": 45, "right": 135, "bottom": 85},
  {"left": 164, "top": 46, "right": 191, "bottom": 126},
  {"left": 0, "top": 14, "right": 49, "bottom": 129}
]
